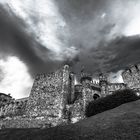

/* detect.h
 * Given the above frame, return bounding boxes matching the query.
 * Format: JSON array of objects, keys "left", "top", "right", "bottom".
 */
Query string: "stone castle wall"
[
  {"left": 0, "top": 93, "right": 13, "bottom": 107},
  {"left": 0, "top": 100, "right": 27, "bottom": 118},
  {"left": 25, "top": 65, "right": 71, "bottom": 127},
  {"left": 70, "top": 80, "right": 101, "bottom": 122}
]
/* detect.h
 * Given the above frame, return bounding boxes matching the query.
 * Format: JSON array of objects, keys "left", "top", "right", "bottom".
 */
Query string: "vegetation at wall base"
[{"left": 86, "top": 89, "right": 140, "bottom": 117}]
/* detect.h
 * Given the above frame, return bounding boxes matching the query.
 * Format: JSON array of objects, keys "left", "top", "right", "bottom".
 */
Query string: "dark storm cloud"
[
  {"left": 55, "top": 0, "right": 108, "bottom": 22},
  {"left": 54, "top": 0, "right": 140, "bottom": 75},
  {"left": 70, "top": 35, "right": 140, "bottom": 75},
  {"left": 0, "top": 5, "right": 61, "bottom": 77},
  {"left": 55, "top": 0, "right": 115, "bottom": 49},
  {"left": 106, "top": 36, "right": 140, "bottom": 71}
]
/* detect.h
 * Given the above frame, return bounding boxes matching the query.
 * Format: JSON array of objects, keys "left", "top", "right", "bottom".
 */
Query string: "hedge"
[{"left": 85, "top": 89, "right": 140, "bottom": 117}]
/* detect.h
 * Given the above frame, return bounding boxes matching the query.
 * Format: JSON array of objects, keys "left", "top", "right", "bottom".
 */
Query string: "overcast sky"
[{"left": 0, "top": 0, "right": 140, "bottom": 99}]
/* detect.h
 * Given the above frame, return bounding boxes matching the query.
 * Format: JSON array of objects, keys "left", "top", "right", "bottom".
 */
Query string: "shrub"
[{"left": 85, "top": 89, "right": 140, "bottom": 117}]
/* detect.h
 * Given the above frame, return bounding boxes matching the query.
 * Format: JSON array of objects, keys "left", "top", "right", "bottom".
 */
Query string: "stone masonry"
[
  {"left": 0, "top": 64, "right": 140, "bottom": 128},
  {"left": 25, "top": 65, "right": 71, "bottom": 127}
]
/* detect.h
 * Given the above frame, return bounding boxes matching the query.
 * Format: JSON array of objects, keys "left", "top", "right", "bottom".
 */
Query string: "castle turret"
[
  {"left": 79, "top": 68, "right": 93, "bottom": 119},
  {"left": 69, "top": 72, "right": 75, "bottom": 104},
  {"left": 99, "top": 73, "right": 108, "bottom": 96}
]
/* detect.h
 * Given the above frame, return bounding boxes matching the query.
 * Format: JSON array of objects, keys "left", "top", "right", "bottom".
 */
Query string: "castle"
[{"left": 0, "top": 64, "right": 140, "bottom": 128}]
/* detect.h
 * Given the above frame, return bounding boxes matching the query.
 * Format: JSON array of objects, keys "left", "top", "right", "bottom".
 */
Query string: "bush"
[{"left": 85, "top": 89, "right": 140, "bottom": 117}]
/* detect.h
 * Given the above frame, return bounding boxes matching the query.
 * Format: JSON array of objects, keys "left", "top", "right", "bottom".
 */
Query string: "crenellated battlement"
[{"left": 91, "top": 79, "right": 99, "bottom": 85}]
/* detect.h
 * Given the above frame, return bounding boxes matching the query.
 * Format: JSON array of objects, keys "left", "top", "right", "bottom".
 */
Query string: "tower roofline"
[{"left": 80, "top": 76, "right": 92, "bottom": 83}]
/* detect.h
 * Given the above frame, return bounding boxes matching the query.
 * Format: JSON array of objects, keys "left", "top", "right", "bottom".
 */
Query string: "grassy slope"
[{"left": 1, "top": 99, "right": 140, "bottom": 140}]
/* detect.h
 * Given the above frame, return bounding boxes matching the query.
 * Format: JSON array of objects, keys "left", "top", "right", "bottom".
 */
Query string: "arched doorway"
[{"left": 93, "top": 93, "right": 100, "bottom": 100}]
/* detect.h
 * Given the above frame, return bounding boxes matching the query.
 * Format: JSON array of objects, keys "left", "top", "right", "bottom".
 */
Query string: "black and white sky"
[{"left": 0, "top": 0, "right": 140, "bottom": 99}]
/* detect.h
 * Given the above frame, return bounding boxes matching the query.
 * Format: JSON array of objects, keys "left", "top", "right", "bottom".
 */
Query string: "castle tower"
[
  {"left": 99, "top": 73, "right": 108, "bottom": 97},
  {"left": 80, "top": 68, "right": 93, "bottom": 118},
  {"left": 25, "top": 65, "right": 71, "bottom": 127}
]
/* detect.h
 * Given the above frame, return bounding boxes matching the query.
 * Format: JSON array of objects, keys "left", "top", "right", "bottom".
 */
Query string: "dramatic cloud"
[
  {"left": 0, "top": 4, "right": 62, "bottom": 98},
  {"left": 3, "top": 0, "right": 140, "bottom": 71},
  {"left": 4, "top": 0, "right": 78, "bottom": 60},
  {"left": 0, "top": 4, "right": 62, "bottom": 74},
  {"left": 55, "top": 0, "right": 140, "bottom": 37},
  {"left": 0, "top": 56, "right": 33, "bottom": 99}
]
